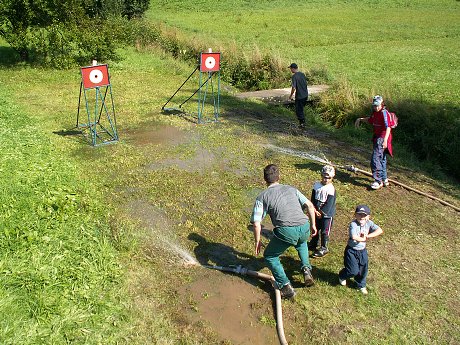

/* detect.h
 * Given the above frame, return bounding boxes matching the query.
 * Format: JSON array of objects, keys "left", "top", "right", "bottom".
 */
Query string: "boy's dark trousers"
[
  {"left": 308, "top": 217, "right": 333, "bottom": 250},
  {"left": 338, "top": 246, "right": 368, "bottom": 288}
]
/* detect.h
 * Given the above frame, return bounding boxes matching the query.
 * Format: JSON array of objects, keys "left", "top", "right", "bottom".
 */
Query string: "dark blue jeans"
[
  {"left": 338, "top": 246, "right": 368, "bottom": 288},
  {"left": 295, "top": 97, "right": 307, "bottom": 124},
  {"left": 371, "top": 137, "right": 387, "bottom": 183}
]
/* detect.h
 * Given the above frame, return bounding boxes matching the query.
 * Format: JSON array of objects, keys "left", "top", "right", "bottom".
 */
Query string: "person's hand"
[
  {"left": 310, "top": 225, "right": 318, "bottom": 237},
  {"left": 314, "top": 210, "right": 322, "bottom": 218},
  {"left": 354, "top": 118, "right": 361, "bottom": 128},
  {"left": 255, "top": 240, "right": 262, "bottom": 255},
  {"left": 383, "top": 140, "right": 388, "bottom": 149}
]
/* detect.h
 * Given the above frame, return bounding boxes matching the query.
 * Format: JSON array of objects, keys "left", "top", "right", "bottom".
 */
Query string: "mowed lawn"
[{"left": 147, "top": 0, "right": 460, "bottom": 105}]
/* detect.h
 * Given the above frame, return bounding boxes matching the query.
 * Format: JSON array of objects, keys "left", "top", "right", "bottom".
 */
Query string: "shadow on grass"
[
  {"left": 188, "top": 232, "right": 264, "bottom": 272},
  {"left": 281, "top": 255, "right": 344, "bottom": 288},
  {"left": 295, "top": 161, "right": 371, "bottom": 189}
]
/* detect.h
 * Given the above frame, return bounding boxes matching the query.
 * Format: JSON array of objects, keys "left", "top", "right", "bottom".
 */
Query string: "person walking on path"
[
  {"left": 288, "top": 63, "right": 309, "bottom": 128},
  {"left": 250, "top": 164, "right": 317, "bottom": 299},
  {"left": 338, "top": 204, "right": 383, "bottom": 295},
  {"left": 355, "top": 95, "right": 395, "bottom": 190}
]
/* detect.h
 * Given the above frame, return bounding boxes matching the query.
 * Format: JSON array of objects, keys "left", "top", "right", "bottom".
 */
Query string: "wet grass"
[{"left": 0, "top": 25, "right": 459, "bottom": 345}]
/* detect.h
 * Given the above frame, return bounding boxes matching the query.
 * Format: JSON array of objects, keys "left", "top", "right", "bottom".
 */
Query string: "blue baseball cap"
[{"left": 355, "top": 205, "right": 371, "bottom": 215}]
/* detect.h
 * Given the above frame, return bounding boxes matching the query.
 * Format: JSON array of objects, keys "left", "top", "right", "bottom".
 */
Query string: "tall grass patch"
[{"left": 0, "top": 90, "right": 128, "bottom": 344}]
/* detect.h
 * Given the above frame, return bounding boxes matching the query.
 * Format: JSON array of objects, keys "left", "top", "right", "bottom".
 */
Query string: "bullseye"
[
  {"left": 89, "top": 69, "right": 103, "bottom": 84},
  {"left": 205, "top": 56, "right": 216, "bottom": 69}
]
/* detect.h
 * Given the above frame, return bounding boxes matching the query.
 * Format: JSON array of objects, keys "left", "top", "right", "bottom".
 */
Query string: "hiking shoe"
[
  {"left": 280, "top": 283, "right": 296, "bottom": 299},
  {"left": 339, "top": 277, "right": 346, "bottom": 286},
  {"left": 370, "top": 181, "right": 383, "bottom": 190},
  {"left": 359, "top": 287, "right": 368, "bottom": 295},
  {"left": 302, "top": 267, "right": 315, "bottom": 287},
  {"left": 312, "top": 247, "right": 329, "bottom": 258},
  {"left": 383, "top": 179, "right": 390, "bottom": 187}
]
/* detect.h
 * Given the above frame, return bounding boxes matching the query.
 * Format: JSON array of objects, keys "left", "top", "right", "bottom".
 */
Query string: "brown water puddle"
[
  {"left": 177, "top": 268, "right": 279, "bottom": 345},
  {"left": 124, "top": 122, "right": 190, "bottom": 146}
]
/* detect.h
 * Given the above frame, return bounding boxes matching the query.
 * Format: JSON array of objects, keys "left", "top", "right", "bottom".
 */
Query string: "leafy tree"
[{"left": 0, "top": 0, "right": 150, "bottom": 67}]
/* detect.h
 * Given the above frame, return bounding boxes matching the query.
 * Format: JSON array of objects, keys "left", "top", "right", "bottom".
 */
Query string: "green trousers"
[{"left": 263, "top": 222, "right": 311, "bottom": 289}]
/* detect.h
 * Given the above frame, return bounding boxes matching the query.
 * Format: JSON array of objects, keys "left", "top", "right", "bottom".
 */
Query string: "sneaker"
[
  {"left": 280, "top": 283, "right": 296, "bottom": 299},
  {"left": 383, "top": 179, "right": 389, "bottom": 187},
  {"left": 302, "top": 267, "right": 315, "bottom": 287},
  {"left": 338, "top": 277, "right": 346, "bottom": 286},
  {"left": 359, "top": 287, "right": 368, "bottom": 295},
  {"left": 370, "top": 181, "right": 383, "bottom": 190},
  {"left": 312, "top": 247, "right": 329, "bottom": 258}
]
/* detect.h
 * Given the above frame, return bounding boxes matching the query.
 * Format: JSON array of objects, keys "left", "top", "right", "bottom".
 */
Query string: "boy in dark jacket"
[{"left": 309, "top": 165, "right": 336, "bottom": 258}]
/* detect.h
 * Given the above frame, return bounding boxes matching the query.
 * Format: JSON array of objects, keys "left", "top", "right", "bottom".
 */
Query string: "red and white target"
[
  {"left": 81, "top": 64, "right": 110, "bottom": 89},
  {"left": 200, "top": 52, "right": 220, "bottom": 72}
]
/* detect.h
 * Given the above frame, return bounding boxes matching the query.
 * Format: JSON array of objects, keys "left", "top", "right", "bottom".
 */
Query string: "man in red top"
[{"left": 355, "top": 95, "right": 393, "bottom": 190}]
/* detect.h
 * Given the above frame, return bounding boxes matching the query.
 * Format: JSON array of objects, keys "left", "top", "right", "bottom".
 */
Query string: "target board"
[
  {"left": 81, "top": 64, "right": 110, "bottom": 89},
  {"left": 200, "top": 52, "right": 221, "bottom": 72}
]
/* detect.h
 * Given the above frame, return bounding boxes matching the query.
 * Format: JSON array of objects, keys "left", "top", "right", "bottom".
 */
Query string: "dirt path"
[{"left": 236, "top": 85, "right": 329, "bottom": 104}]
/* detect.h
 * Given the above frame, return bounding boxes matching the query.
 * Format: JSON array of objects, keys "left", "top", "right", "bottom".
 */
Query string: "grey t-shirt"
[
  {"left": 347, "top": 219, "right": 380, "bottom": 250},
  {"left": 291, "top": 71, "right": 308, "bottom": 100},
  {"left": 251, "top": 184, "right": 308, "bottom": 227}
]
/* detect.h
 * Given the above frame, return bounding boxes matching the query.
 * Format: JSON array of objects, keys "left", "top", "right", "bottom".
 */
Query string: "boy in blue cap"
[{"left": 338, "top": 205, "right": 383, "bottom": 294}]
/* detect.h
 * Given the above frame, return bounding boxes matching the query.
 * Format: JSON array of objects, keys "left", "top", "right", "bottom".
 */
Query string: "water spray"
[{"left": 267, "top": 144, "right": 459, "bottom": 212}]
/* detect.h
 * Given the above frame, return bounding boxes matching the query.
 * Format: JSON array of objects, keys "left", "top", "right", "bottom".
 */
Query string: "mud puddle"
[{"left": 177, "top": 268, "right": 279, "bottom": 345}]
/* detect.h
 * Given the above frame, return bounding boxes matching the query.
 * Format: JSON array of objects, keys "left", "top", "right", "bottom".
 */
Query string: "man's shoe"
[
  {"left": 383, "top": 179, "right": 389, "bottom": 187},
  {"left": 370, "top": 181, "right": 383, "bottom": 190},
  {"left": 338, "top": 277, "right": 346, "bottom": 286},
  {"left": 359, "top": 287, "right": 368, "bottom": 295},
  {"left": 312, "top": 247, "right": 329, "bottom": 258},
  {"left": 302, "top": 267, "right": 315, "bottom": 287},
  {"left": 280, "top": 283, "right": 296, "bottom": 299}
]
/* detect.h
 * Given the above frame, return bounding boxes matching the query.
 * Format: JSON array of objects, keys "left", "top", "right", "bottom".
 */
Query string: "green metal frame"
[
  {"left": 76, "top": 82, "right": 118, "bottom": 146},
  {"left": 197, "top": 70, "right": 220, "bottom": 124}
]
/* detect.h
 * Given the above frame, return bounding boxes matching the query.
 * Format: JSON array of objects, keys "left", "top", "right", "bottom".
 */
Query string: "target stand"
[
  {"left": 162, "top": 51, "right": 220, "bottom": 124},
  {"left": 77, "top": 63, "right": 119, "bottom": 146}
]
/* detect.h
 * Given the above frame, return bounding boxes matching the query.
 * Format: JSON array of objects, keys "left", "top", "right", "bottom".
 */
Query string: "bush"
[{"left": 0, "top": 0, "right": 150, "bottom": 67}]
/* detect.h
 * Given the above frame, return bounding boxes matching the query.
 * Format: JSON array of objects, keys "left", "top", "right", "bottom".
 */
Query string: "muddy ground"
[{"left": 116, "top": 92, "right": 459, "bottom": 344}]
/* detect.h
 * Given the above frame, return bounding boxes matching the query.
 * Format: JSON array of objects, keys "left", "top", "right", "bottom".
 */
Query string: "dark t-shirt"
[{"left": 291, "top": 72, "right": 308, "bottom": 100}]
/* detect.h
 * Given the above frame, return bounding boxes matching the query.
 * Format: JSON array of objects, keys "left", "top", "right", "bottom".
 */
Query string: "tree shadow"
[{"left": 0, "top": 46, "right": 21, "bottom": 67}]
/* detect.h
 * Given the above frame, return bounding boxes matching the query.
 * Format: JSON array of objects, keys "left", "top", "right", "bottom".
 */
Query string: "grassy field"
[
  {"left": 0, "top": 1, "right": 459, "bottom": 344},
  {"left": 147, "top": 0, "right": 460, "bottom": 105}
]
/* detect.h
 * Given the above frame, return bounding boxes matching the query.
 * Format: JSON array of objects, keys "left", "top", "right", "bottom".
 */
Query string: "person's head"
[
  {"left": 263, "top": 164, "right": 280, "bottom": 185},
  {"left": 321, "top": 165, "right": 335, "bottom": 184},
  {"left": 372, "top": 95, "right": 384, "bottom": 112},
  {"left": 354, "top": 204, "right": 371, "bottom": 225},
  {"left": 289, "top": 63, "right": 298, "bottom": 73}
]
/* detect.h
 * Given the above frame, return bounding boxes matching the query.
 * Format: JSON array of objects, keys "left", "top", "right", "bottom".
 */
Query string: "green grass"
[
  {"left": 0, "top": 3, "right": 459, "bottom": 343},
  {"left": 146, "top": 0, "right": 460, "bottom": 105},
  {"left": 0, "top": 82, "right": 130, "bottom": 343}
]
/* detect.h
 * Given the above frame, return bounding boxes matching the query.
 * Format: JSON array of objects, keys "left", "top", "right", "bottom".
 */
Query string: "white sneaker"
[
  {"left": 383, "top": 179, "right": 389, "bottom": 187},
  {"left": 359, "top": 287, "right": 368, "bottom": 295},
  {"left": 370, "top": 181, "right": 383, "bottom": 190},
  {"left": 339, "top": 277, "right": 346, "bottom": 286}
]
